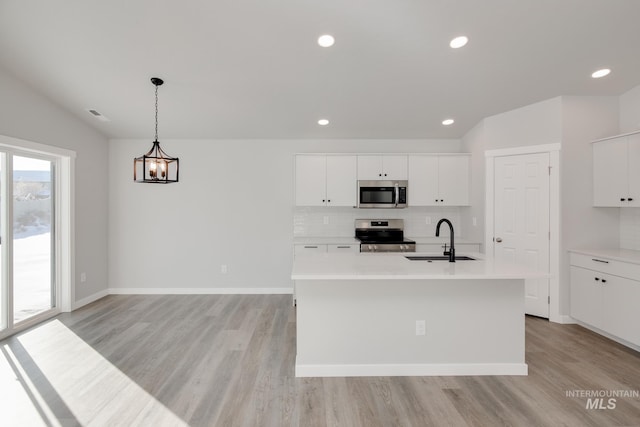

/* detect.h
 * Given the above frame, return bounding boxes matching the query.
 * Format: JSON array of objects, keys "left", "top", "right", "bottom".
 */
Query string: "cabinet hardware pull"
[
  {"left": 304, "top": 246, "right": 318, "bottom": 248},
  {"left": 337, "top": 246, "right": 350, "bottom": 248},
  {"left": 629, "top": 198, "right": 634, "bottom": 201},
  {"left": 595, "top": 277, "right": 600, "bottom": 281},
  {"left": 621, "top": 198, "right": 626, "bottom": 202},
  {"left": 602, "top": 279, "right": 607, "bottom": 283},
  {"left": 592, "top": 258, "right": 609, "bottom": 264}
]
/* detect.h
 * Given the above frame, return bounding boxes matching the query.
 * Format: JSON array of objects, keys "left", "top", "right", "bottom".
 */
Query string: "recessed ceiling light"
[
  {"left": 318, "top": 119, "right": 330, "bottom": 126},
  {"left": 449, "top": 36, "right": 468, "bottom": 49},
  {"left": 318, "top": 35, "right": 335, "bottom": 48},
  {"left": 591, "top": 68, "right": 611, "bottom": 78},
  {"left": 442, "top": 119, "right": 455, "bottom": 126}
]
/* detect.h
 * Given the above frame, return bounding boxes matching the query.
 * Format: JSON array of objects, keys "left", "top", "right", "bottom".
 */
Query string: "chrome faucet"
[{"left": 435, "top": 218, "right": 455, "bottom": 262}]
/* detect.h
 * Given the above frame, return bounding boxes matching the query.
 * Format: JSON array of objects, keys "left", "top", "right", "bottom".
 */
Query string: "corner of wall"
[{"left": 460, "top": 120, "right": 486, "bottom": 250}]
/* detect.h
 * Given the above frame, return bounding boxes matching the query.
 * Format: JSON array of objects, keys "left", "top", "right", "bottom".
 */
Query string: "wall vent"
[{"left": 86, "top": 109, "right": 110, "bottom": 122}]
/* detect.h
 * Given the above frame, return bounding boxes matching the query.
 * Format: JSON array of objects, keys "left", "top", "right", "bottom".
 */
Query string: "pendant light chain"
[{"left": 155, "top": 83, "right": 159, "bottom": 142}]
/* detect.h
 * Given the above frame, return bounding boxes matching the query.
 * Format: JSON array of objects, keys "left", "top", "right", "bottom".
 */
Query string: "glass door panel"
[
  {"left": 0, "top": 154, "right": 4, "bottom": 332},
  {"left": 12, "top": 156, "right": 54, "bottom": 323}
]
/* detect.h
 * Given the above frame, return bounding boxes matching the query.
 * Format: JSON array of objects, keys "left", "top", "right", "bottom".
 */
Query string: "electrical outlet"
[
  {"left": 425, "top": 217, "right": 431, "bottom": 225},
  {"left": 472, "top": 217, "right": 477, "bottom": 227},
  {"left": 80, "top": 272, "right": 87, "bottom": 283},
  {"left": 221, "top": 265, "right": 228, "bottom": 274},
  {"left": 415, "top": 320, "right": 426, "bottom": 336},
  {"left": 323, "top": 216, "right": 330, "bottom": 225}
]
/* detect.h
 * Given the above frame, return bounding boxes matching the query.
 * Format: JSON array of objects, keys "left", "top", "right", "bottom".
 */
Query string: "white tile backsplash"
[
  {"left": 620, "top": 208, "right": 640, "bottom": 250},
  {"left": 293, "top": 206, "right": 462, "bottom": 238}
]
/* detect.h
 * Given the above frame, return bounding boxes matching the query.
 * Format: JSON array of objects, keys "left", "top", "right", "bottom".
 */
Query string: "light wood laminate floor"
[{"left": 1, "top": 294, "right": 639, "bottom": 426}]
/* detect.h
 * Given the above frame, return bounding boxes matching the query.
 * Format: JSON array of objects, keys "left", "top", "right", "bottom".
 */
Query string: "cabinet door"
[
  {"left": 570, "top": 266, "right": 603, "bottom": 328},
  {"left": 326, "top": 156, "right": 357, "bottom": 206},
  {"left": 627, "top": 133, "right": 640, "bottom": 207},
  {"left": 382, "top": 155, "right": 408, "bottom": 180},
  {"left": 593, "top": 138, "right": 628, "bottom": 207},
  {"left": 438, "top": 156, "right": 470, "bottom": 206},
  {"left": 602, "top": 275, "right": 640, "bottom": 345},
  {"left": 295, "top": 155, "right": 326, "bottom": 206},
  {"left": 357, "top": 156, "right": 384, "bottom": 180},
  {"left": 408, "top": 156, "right": 438, "bottom": 206}
]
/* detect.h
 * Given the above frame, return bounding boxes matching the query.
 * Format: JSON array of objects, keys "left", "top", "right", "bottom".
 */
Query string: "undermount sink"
[{"left": 405, "top": 255, "right": 476, "bottom": 261}]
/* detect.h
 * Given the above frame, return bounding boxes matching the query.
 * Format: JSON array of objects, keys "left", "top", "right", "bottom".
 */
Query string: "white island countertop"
[{"left": 291, "top": 252, "right": 545, "bottom": 280}]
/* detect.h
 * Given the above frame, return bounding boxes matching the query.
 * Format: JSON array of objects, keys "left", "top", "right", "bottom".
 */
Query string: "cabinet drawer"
[
  {"left": 294, "top": 244, "right": 327, "bottom": 257},
  {"left": 327, "top": 244, "right": 359, "bottom": 253},
  {"left": 569, "top": 253, "right": 640, "bottom": 280}
]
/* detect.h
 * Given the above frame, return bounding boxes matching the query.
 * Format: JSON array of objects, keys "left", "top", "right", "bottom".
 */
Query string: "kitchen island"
[{"left": 291, "top": 252, "right": 544, "bottom": 377}]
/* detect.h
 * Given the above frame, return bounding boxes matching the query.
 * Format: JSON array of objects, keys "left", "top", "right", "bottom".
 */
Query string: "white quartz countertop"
[
  {"left": 569, "top": 248, "right": 640, "bottom": 265},
  {"left": 293, "top": 236, "right": 480, "bottom": 245},
  {"left": 293, "top": 237, "right": 360, "bottom": 245},
  {"left": 409, "top": 237, "right": 481, "bottom": 245},
  {"left": 291, "top": 252, "right": 546, "bottom": 280}
]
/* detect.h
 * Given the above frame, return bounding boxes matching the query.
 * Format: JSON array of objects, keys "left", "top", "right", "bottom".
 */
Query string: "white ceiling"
[{"left": 1, "top": 0, "right": 640, "bottom": 140}]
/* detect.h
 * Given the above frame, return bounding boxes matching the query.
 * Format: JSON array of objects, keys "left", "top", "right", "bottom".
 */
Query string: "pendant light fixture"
[{"left": 134, "top": 77, "right": 179, "bottom": 183}]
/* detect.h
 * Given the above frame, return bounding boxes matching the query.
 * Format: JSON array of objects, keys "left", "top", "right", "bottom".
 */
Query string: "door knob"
[{"left": 495, "top": 237, "right": 503, "bottom": 243}]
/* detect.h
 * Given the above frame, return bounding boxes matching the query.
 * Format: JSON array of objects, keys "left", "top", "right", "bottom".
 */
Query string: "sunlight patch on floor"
[{"left": 1, "top": 320, "right": 188, "bottom": 426}]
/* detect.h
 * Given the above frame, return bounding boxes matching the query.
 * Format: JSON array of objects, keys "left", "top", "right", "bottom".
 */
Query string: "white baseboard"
[
  {"left": 295, "top": 361, "right": 528, "bottom": 377},
  {"left": 573, "top": 320, "right": 640, "bottom": 352},
  {"left": 73, "top": 289, "right": 109, "bottom": 310},
  {"left": 550, "top": 314, "right": 576, "bottom": 324},
  {"left": 108, "top": 287, "right": 294, "bottom": 295}
]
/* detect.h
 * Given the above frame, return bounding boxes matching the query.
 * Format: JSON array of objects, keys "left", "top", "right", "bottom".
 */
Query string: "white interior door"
[{"left": 494, "top": 153, "right": 550, "bottom": 318}]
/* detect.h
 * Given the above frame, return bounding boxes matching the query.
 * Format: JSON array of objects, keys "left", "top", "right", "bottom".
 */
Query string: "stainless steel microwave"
[{"left": 357, "top": 180, "right": 408, "bottom": 208}]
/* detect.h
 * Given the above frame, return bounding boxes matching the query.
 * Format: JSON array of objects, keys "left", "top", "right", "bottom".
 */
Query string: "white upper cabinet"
[
  {"left": 357, "top": 155, "right": 408, "bottom": 180},
  {"left": 408, "top": 155, "right": 470, "bottom": 206},
  {"left": 438, "top": 156, "right": 470, "bottom": 206},
  {"left": 326, "top": 156, "right": 358, "bottom": 206},
  {"left": 407, "top": 156, "right": 438, "bottom": 205},
  {"left": 593, "top": 132, "right": 640, "bottom": 207},
  {"left": 295, "top": 155, "right": 326, "bottom": 206},
  {"left": 295, "top": 155, "right": 356, "bottom": 207}
]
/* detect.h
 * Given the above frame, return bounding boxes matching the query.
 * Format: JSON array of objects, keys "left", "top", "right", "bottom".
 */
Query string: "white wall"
[
  {"left": 620, "top": 84, "right": 640, "bottom": 133},
  {"left": 484, "top": 98, "right": 563, "bottom": 150},
  {"left": 460, "top": 95, "right": 619, "bottom": 317},
  {"left": 459, "top": 121, "right": 486, "bottom": 249},
  {"left": 108, "top": 138, "right": 460, "bottom": 291},
  {"left": 0, "top": 66, "right": 109, "bottom": 303}
]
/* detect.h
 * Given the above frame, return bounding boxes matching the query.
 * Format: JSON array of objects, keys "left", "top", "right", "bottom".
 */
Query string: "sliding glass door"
[
  {"left": 0, "top": 150, "right": 58, "bottom": 336},
  {"left": 12, "top": 155, "right": 54, "bottom": 323}
]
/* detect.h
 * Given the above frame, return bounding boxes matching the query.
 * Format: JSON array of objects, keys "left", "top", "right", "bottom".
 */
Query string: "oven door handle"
[{"left": 394, "top": 183, "right": 399, "bottom": 207}]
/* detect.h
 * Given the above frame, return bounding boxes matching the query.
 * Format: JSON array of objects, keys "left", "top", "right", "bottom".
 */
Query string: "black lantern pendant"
[{"left": 134, "top": 77, "right": 179, "bottom": 183}]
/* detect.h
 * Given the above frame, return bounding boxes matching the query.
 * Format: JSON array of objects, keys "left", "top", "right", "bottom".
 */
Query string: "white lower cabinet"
[
  {"left": 602, "top": 275, "right": 640, "bottom": 345},
  {"left": 327, "top": 244, "right": 359, "bottom": 253},
  {"left": 294, "top": 244, "right": 327, "bottom": 257},
  {"left": 294, "top": 243, "right": 359, "bottom": 257},
  {"left": 570, "top": 266, "right": 603, "bottom": 328},
  {"left": 570, "top": 253, "right": 640, "bottom": 347}
]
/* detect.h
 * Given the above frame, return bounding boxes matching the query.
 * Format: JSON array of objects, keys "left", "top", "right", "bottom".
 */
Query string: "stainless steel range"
[{"left": 355, "top": 219, "right": 416, "bottom": 253}]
